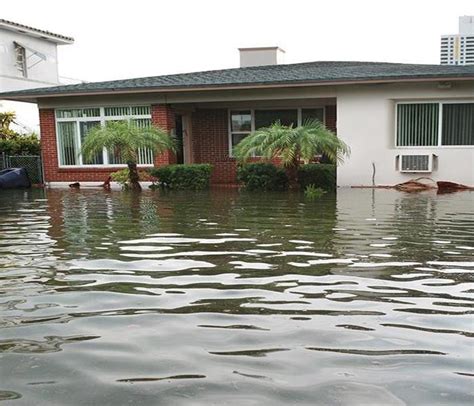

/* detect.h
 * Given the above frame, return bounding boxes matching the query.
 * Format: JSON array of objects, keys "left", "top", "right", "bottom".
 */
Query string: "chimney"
[{"left": 239, "top": 47, "right": 285, "bottom": 68}]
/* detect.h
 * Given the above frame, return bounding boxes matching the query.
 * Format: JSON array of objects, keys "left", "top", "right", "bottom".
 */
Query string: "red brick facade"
[{"left": 40, "top": 104, "right": 337, "bottom": 185}]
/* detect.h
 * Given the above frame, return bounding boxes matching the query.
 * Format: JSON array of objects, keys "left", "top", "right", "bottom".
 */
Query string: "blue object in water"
[{"left": 0, "top": 168, "right": 31, "bottom": 189}]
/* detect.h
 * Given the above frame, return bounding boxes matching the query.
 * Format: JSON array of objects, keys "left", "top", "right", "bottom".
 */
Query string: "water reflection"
[{"left": 0, "top": 188, "right": 473, "bottom": 405}]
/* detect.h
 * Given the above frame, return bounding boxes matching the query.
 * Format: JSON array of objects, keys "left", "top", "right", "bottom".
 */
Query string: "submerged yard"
[{"left": 0, "top": 188, "right": 473, "bottom": 405}]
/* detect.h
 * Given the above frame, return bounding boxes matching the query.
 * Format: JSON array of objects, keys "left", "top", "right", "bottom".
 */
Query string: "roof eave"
[{"left": 3, "top": 75, "right": 474, "bottom": 103}]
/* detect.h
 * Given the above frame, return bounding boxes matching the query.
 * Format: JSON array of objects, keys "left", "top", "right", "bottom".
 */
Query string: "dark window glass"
[
  {"left": 232, "top": 133, "right": 248, "bottom": 148},
  {"left": 396, "top": 104, "right": 439, "bottom": 146},
  {"left": 302, "top": 108, "right": 324, "bottom": 124},
  {"left": 231, "top": 111, "right": 251, "bottom": 132},
  {"left": 255, "top": 109, "right": 297, "bottom": 129},
  {"left": 80, "top": 121, "right": 103, "bottom": 164},
  {"left": 442, "top": 103, "right": 474, "bottom": 146}
]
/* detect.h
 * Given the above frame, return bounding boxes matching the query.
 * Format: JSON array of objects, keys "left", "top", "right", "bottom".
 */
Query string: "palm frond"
[
  {"left": 233, "top": 118, "right": 350, "bottom": 167},
  {"left": 81, "top": 121, "right": 175, "bottom": 164}
]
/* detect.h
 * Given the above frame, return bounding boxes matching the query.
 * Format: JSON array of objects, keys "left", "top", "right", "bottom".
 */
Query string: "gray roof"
[
  {"left": 0, "top": 19, "right": 74, "bottom": 44},
  {"left": 2, "top": 61, "right": 474, "bottom": 100}
]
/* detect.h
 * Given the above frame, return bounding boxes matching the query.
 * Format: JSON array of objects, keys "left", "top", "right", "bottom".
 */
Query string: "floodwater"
[{"left": 0, "top": 188, "right": 473, "bottom": 405}]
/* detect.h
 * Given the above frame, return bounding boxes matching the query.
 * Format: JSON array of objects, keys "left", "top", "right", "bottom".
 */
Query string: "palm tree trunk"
[
  {"left": 127, "top": 162, "right": 142, "bottom": 191},
  {"left": 286, "top": 157, "right": 300, "bottom": 190}
]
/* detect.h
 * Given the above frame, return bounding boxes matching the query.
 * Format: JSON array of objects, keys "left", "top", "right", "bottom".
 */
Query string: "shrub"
[
  {"left": 110, "top": 168, "right": 153, "bottom": 190},
  {"left": 149, "top": 164, "right": 212, "bottom": 190},
  {"left": 237, "top": 163, "right": 288, "bottom": 191},
  {"left": 0, "top": 135, "right": 41, "bottom": 155},
  {"left": 304, "top": 184, "right": 327, "bottom": 200},
  {"left": 297, "top": 164, "right": 336, "bottom": 191}
]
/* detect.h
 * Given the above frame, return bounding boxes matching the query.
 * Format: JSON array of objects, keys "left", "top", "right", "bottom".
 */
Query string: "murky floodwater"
[{"left": 0, "top": 188, "right": 473, "bottom": 405}]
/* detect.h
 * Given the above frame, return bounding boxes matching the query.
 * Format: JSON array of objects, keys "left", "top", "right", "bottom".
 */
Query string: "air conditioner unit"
[{"left": 398, "top": 154, "right": 433, "bottom": 173}]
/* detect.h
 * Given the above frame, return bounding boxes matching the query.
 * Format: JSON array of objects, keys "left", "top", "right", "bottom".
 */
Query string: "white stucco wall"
[
  {"left": 0, "top": 29, "right": 60, "bottom": 89},
  {"left": 337, "top": 82, "right": 474, "bottom": 187}
]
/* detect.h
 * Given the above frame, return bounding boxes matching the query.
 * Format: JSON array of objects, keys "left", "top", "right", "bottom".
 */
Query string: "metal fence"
[{"left": 0, "top": 152, "right": 44, "bottom": 184}]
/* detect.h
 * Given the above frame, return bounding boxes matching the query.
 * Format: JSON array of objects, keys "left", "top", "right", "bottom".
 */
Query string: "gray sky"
[{"left": 4, "top": 0, "right": 474, "bottom": 82}]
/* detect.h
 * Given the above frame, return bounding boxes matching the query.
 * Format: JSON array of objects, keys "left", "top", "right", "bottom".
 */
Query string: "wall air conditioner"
[{"left": 398, "top": 154, "right": 433, "bottom": 173}]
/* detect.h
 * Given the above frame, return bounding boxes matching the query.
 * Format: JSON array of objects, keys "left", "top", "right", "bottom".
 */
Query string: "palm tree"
[
  {"left": 82, "top": 121, "right": 175, "bottom": 191},
  {"left": 234, "top": 119, "right": 350, "bottom": 187}
]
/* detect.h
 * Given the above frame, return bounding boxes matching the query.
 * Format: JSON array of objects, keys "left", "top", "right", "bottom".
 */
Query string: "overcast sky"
[{"left": 4, "top": 0, "right": 474, "bottom": 83}]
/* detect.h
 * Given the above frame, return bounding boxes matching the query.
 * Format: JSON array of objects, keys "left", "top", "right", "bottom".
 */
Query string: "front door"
[{"left": 174, "top": 114, "right": 192, "bottom": 164}]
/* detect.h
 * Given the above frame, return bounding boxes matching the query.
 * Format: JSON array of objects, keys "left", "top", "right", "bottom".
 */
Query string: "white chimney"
[{"left": 239, "top": 47, "right": 285, "bottom": 68}]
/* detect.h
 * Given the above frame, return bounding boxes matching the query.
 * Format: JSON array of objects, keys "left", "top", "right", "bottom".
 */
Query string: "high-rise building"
[{"left": 440, "top": 16, "right": 474, "bottom": 65}]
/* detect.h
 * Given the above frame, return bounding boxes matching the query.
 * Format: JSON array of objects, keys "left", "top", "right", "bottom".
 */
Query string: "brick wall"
[
  {"left": 151, "top": 104, "right": 176, "bottom": 166},
  {"left": 191, "top": 108, "right": 238, "bottom": 184}
]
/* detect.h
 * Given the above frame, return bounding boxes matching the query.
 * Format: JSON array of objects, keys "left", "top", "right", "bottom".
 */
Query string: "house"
[
  {"left": 0, "top": 19, "right": 74, "bottom": 133},
  {"left": 0, "top": 47, "right": 473, "bottom": 187}
]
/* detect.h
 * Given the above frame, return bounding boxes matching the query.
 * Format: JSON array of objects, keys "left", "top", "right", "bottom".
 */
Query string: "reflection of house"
[
  {"left": 1, "top": 47, "right": 473, "bottom": 187},
  {"left": 0, "top": 19, "right": 74, "bottom": 132}
]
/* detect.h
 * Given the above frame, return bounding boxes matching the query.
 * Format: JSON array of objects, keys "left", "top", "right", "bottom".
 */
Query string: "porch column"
[{"left": 151, "top": 104, "right": 176, "bottom": 166}]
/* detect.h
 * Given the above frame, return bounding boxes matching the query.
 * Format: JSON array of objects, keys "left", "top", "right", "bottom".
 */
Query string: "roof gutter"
[{"left": 3, "top": 75, "right": 474, "bottom": 102}]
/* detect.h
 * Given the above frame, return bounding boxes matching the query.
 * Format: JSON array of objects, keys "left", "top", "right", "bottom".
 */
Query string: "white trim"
[{"left": 394, "top": 99, "right": 474, "bottom": 148}]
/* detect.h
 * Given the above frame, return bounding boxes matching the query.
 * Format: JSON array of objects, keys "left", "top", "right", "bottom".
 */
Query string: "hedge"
[
  {"left": 150, "top": 164, "right": 212, "bottom": 190},
  {"left": 237, "top": 163, "right": 288, "bottom": 191},
  {"left": 0, "top": 136, "right": 41, "bottom": 156},
  {"left": 297, "top": 164, "right": 336, "bottom": 191}
]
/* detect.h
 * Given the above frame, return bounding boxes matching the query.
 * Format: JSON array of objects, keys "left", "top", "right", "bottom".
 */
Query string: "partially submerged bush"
[
  {"left": 149, "top": 164, "right": 212, "bottom": 190},
  {"left": 297, "top": 164, "right": 336, "bottom": 192},
  {"left": 110, "top": 168, "right": 153, "bottom": 190},
  {"left": 304, "top": 184, "right": 327, "bottom": 200},
  {"left": 237, "top": 163, "right": 288, "bottom": 191}
]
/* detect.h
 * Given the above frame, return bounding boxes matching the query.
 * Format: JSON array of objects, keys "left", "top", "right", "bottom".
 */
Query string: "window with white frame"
[
  {"left": 55, "top": 106, "right": 154, "bottom": 166},
  {"left": 396, "top": 102, "right": 474, "bottom": 147},
  {"left": 229, "top": 107, "right": 325, "bottom": 154}
]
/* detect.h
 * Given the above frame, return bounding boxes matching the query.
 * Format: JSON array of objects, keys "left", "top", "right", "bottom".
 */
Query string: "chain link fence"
[{"left": 0, "top": 153, "right": 44, "bottom": 184}]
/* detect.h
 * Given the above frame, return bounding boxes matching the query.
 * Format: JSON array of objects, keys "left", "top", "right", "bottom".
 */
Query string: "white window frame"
[
  {"left": 395, "top": 100, "right": 474, "bottom": 149},
  {"left": 228, "top": 106, "right": 326, "bottom": 157},
  {"left": 55, "top": 105, "right": 154, "bottom": 168}
]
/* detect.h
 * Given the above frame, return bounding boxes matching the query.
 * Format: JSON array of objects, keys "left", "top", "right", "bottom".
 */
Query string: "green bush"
[
  {"left": 0, "top": 135, "right": 40, "bottom": 155},
  {"left": 304, "top": 184, "right": 327, "bottom": 200},
  {"left": 111, "top": 168, "right": 155, "bottom": 190},
  {"left": 149, "top": 164, "right": 212, "bottom": 190},
  {"left": 297, "top": 164, "right": 336, "bottom": 191},
  {"left": 237, "top": 163, "right": 288, "bottom": 191}
]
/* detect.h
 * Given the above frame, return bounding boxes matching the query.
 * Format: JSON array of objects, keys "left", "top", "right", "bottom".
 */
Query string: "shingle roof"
[
  {"left": 2, "top": 61, "right": 474, "bottom": 100},
  {"left": 0, "top": 19, "right": 74, "bottom": 44}
]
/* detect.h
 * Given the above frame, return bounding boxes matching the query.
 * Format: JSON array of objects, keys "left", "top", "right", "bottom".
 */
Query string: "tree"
[
  {"left": 233, "top": 119, "right": 350, "bottom": 187},
  {"left": 0, "top": 111, "right": 18, "bottom": 139},
  {"left": 82, "top": 121, "right": 175, "bottom": 191}
]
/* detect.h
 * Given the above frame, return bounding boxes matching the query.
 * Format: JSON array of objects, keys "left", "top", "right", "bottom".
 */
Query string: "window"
[
  {"left": 442, "top": 104, "right": 474, "bottom": 146},
  {"left": 56, "top": 106, "right": 154, "bottom": 166},
  {"left": 229, "top": 107, "right": 325, "bottom": 154},
  {"left": 230, "top": 111, "right": 251, "bottom": 149},
  {"left": 254, "top": 109, "right": 297, "bottom": 128},
  {"left": 396, "top": 102, "right": 474, "bottom": 147},
  {"left": 14, "top": 43, "right": 27, "bottom": 77}
]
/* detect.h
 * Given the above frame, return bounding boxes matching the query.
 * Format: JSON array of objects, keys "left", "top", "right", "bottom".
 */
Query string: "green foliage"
[
  {"left": 110, "top": 168, "right": 131, "bottom": 189},
  {"left": 82, "top": 121, "right": 175, "bottom": 164},
  {"left": 297, "top": 164, "right": 336, "bottom": 191},
  {"left": 111, "top": 168, "right": 154, "bottom": 190},
  {"left": 233, "top": 119, "right": 350, "bottom": 167},
  {"left": 150, "top": 164, "right": 212, "bottom": 190},
  {"left": 0, "top": 134, "right": 40, "bottom": 155},
  {"left": 0, "top": 111, "right": 17, "bottom": 139},
  {"left": 304, "top": 184, "right": 327, "bottom": 200},
  {"left": 237, "top": 163, "right": 288, "bottom": 191}
]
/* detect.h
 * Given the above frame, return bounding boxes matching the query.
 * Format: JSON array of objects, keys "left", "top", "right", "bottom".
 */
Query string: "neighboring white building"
[
  {"left": 441, "top": 16, "right": 474, "bottom": 66},
  {"left": 0, "top": 19, "right": 74, "bottom": 133}
]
